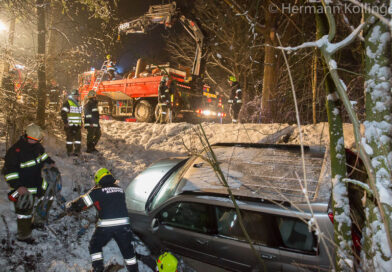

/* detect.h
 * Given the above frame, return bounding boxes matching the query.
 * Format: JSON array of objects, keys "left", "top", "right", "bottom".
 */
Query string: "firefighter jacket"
[
  {"left": 84, "top": 99, "right": 100, "bottom": 127},
  {"left": 158, "top": 80, "right": 172, "bottom": 105},
  {"left": 106, "top": 60, "right": 115, "bottom": 71},
  {"left": 61, "top": 97, "right": 82, "bottom": 126},
  {"left": 2, "top": 136, "right": 55, "bottom": 199},
  {"left": 67, "top": 175, "right": 130, "bottom": 227},
  {"left": 228, "top": 82, "right": 243, "bottom": 105}
]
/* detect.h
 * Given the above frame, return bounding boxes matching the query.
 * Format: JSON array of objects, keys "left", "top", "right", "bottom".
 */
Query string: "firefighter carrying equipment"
[
  {"left": 157, "top": 252, "right": 178, "bottom": 272},
  {"left": 26, "top": 123, "right": 43, "bottom": 142},
  {"left": 94, "top": 168, "right": 112, "bottom": 185},
  {"left": 2, "top": 134, "right": 55, "bottom": 241},
  {"left": 66, "top": 171, "right": 137, "bottom": 272},
  {"left": 3, "top": 136, "right": 55, "bottom": 197}
]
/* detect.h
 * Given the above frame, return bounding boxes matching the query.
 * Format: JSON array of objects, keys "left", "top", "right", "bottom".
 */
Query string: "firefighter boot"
[{"left": 14, "top": 202, "right": 34, "bottom": 242}]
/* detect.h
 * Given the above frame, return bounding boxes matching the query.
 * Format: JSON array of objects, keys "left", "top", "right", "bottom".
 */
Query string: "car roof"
[{"left": 176, "top": 143, "right": 331, "bottom": 204}]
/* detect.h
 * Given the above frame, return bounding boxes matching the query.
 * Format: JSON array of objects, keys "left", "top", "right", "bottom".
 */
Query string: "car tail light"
[
  {"left": 328, "top": 212, "right": 334, "bottom": 223},
  {"left": 329, "top": 211, "right": 362, "bottom": 252}
]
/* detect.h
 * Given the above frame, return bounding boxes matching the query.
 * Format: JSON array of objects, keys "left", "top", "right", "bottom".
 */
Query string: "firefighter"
[
  {"left": 106, "top": 55, "right": 116, "bottom": 80},
  {"left": 61, "top": 89, "right": 82, "bottom": 156},
  {"left": 157, "top": 76, "right": 171, "bottom": 123},
  {"left": 84, "top": 90, "right": 101, "bottom": 153},
  {"left": 227, "top": 76, "right": 242, "bottom": 123},
  {"left": 156, "top": 252, "right": 178, "bottom": 272},
  {"left": 66, "top": 168, "right": 138, "bottom": 272},
  {"left": 2, "top": 123, "right": 55, "bottom": 243}
]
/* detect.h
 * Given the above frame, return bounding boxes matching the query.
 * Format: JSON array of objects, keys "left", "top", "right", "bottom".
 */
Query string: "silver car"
[{"left": 125, "top": 143, "right": 365, "bottom": 271}]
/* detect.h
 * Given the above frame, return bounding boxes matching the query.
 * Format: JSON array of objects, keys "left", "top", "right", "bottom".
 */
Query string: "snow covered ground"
[{"left": 0, "top": 120, "right": 359, "bottom": 271}]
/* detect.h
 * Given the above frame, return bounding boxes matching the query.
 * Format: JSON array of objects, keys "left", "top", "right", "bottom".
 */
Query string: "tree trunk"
[
  {"left": 36, "top": 0, "right": 47, "bottom": 127},
  {"left": 46, "top": 2, "right": 60, "bottom": 82},
  {"left": 316, "top": 12, "right": 353, "bottom": 271},
  {"left": 362, "top": 0, "right": 392, "bottom": 269},
  {"left": 261, "top": 27, "right": 279, "bottom": 123}
]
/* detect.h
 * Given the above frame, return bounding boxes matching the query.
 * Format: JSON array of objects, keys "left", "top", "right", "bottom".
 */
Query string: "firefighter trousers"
[
  {"left": 89, "top": 225, "right": 138, "bottom": 272},
  {"left": 86, "top": 127, "right": 101, "bottom": 152},
  {"left": 231, "top": 103, "right": 242, "bottom": 123},
  {"left": 14, "top": 196, "right": 35, "bottom": 240},
  {"left": 65, "top": 126, "right": 81, "bottom": 155}
]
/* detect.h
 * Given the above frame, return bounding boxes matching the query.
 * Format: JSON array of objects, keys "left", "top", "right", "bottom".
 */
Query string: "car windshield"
[{"left": 149, "top": 158, "right": 193, "bottom": 211}]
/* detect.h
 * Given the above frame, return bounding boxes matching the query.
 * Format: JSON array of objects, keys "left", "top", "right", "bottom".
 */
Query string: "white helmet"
[{"left": 26, "top": 123, "right": 43, "bottom": 141}]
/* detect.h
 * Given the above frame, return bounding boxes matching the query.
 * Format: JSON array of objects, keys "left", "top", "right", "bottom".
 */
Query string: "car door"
[
  {"left": 276, "top": 214, "right": 327, "bottom": 271},
  {"left": 153, "top": 201, "right": 218, "bottom": 265},
  {"left": 208, "top": 206, "right": 282, "bottom": 272}
]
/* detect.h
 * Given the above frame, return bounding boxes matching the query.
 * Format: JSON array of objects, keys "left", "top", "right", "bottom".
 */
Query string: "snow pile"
[{"left": 0, "top": 120, "right": 359, "bottom": 271}]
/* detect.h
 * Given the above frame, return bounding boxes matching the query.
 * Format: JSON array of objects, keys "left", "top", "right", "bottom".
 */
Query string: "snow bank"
[{"left": 0, "top": 120, "right": 360, "bottom": 271}]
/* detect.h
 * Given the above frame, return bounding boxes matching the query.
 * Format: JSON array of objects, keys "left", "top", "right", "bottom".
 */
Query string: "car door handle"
[
  {"left": 195, "top": 239, "right": 208, "bottom": 245},
  {"left": 260, "top": 254, "right": 276, "bottom": 260}
]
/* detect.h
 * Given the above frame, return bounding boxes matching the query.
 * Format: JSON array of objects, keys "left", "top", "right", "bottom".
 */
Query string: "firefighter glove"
[{"left": 17, "top": 192, "right": 34, "bottom": 209}]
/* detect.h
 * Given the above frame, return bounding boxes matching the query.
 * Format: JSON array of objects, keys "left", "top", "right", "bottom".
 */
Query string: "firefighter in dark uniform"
[
  {"left": 61, "top": 89, "right": 82, "bottom": 156},
  {"left": 66, "top": 168, "right": 138, "bottom": 272},
  {"left": 157, "top": 76, "right": 172, "bottom": 123},
  {"left": 227, "top": 76, "right": 243, "bottom": 123},
  {"left": 84, "top": 90, "right": 101, "bottom": 153},
  {"left": 2, "top": 124, "right": 55, "bottom": 243}
]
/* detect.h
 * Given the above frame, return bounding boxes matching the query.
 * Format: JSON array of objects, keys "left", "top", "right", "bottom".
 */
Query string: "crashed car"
[{"left": 125, "top": 143, "right": 365, "bottom": 272}]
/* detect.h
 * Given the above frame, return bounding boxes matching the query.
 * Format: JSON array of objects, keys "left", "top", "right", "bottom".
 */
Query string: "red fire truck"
[{"left": 78, "top": 2, "right": 225, "bottom": 122}]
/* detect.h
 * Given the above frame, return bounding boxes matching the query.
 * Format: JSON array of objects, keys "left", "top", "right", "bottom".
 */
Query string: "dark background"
[{"left": 112, "top": 0, "right": 193, "bottom": 75}]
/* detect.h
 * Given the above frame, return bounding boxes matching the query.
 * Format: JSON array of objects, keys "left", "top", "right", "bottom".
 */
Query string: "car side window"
[
  {"left": 215, "top": 207, "right": 317, "bottom": 254},
  {"left": 215, "top": 207, "right": 279, "bottom": 247},
  {"left": 159, "top": 202, "right": 213, "bottom": 234},
  {"left": 277, "top": 216, "right": 317, "bottom": 253}
]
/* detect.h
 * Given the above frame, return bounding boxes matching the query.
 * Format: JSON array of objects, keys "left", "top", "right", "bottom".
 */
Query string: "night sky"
[{"left": 114, "top": 0, "right": 179, "bottom": 74}]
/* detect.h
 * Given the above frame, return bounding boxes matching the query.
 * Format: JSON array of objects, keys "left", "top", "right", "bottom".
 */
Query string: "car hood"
[{"left": 125, "top": 158, "right": 185, "bottom": 213}]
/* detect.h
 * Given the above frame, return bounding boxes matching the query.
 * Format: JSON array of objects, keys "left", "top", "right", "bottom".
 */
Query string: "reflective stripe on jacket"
[{"left": 2, "top": 136, "right": 54, "bottom": 196}]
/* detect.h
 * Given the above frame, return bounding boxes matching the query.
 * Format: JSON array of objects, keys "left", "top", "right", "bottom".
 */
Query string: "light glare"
[{"left": 0, "top": 20, "right": 7, "bottom": 32}]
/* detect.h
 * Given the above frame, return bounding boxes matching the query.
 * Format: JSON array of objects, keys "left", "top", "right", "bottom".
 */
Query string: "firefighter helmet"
[
  {"left": 106, "top": 54, "right": 111, "bottom": 60},
  {"left": 87, "top": 90, "right": 96, "bottom": 98},
  {"left": 94, "top": 168, "right": 112, "bottom": 185},
  {"left": 70, "top": 89, "right": 79, "bottom": 96},
  {"left": 228, "top": 76, "right": 237, "bottom": 82},
  {"left": 157, "top": 252, "right": 178, "bottom": 272},
  {"left": 26, "top": 123, "right": 43, "bottom": 141}
]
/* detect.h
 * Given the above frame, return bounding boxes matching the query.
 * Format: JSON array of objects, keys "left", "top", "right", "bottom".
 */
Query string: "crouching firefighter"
[
  {"left": 2, "top": 123, "right": 56, "bottom": 243},
  {"left": 66, "top": 168, "right": 138, "bottom": 272},
  {"left": 84, "top": 90, "right": 101, "bottom": 153}
]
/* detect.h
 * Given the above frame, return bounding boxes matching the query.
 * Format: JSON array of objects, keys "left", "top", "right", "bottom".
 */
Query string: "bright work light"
[{"left": 0, "top": 20, "right": 7, "bottom": 32}]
